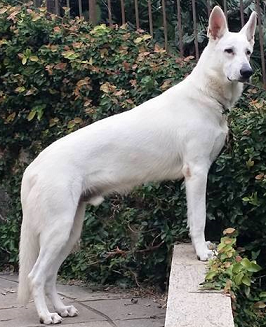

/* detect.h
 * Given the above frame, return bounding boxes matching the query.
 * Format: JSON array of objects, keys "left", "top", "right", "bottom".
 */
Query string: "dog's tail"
[
  {"left": 17, "top": 174, "right": 40, "bottom": 305},
  {"left": 17, "top": 215, "right": 39, "bottom": 305}
]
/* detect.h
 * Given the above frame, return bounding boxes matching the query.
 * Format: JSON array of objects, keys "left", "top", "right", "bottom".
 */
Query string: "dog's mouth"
[
  {"left": 227, "top": 77, "right": 251, "bottom": 83},
  {"left": 238, "top": 77, "right": 251, "bottom": 83}
]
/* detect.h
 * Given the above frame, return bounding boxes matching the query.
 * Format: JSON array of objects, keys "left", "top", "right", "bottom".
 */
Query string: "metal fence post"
[
  {"left": 89, "top": 0, "right": 97, "bottom": 25},
  {"left": 256, "top": 0, "right": 266, "bottom": 88}
]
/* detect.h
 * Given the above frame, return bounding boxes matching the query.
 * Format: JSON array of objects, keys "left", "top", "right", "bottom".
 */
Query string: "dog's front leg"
[{"left": 183, "top": 163, "right": 213, "bottom": 261}]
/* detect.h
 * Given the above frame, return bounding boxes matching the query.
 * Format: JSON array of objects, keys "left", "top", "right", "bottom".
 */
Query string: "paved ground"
[{"left": 0, "top": 273, "right": 165, "bottom": 327}]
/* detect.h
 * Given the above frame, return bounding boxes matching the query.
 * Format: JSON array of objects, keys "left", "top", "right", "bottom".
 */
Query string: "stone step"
[{"left": 165, "top": 244, "right": 234, "bottom": 327}]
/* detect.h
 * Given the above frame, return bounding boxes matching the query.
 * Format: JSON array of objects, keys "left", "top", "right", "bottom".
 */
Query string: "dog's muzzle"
[{"left": 239, "top": 64, "right": 253, "bottom": 82}]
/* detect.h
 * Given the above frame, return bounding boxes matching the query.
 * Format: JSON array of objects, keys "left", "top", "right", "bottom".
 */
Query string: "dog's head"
[{"left": 207, "top": 6, "right": 257, "bottom": 83}]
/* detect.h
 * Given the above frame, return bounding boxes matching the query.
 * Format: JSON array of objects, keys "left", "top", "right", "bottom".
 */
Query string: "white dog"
[{"left": 18, "top": 6, "right": 257, "bottom": 324}]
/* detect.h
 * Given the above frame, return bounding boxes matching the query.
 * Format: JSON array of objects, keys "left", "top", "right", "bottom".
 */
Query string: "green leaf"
[
  {"left": 29, "top": 56, "right": 39, "bottom": 62},
  {"left": 62, "top": 50, "right": 79, "bottom": 60},
  {"left": 134, "top": 37, "right": 143, "bottom": 44},
  {"left": 15, "top": 86, "right": 25, "bottom": 93},
  {"left": 143, "top": 34, "right": 152, "bottom": 41},
  {"left": 5, "top": 112, "right": 16, "bottom": 123},
  {"left": 235, "top": 272, "right": 244, "bottom": 285},
  {"left": 0, "top": 38, "right": 8, "bottom": 45},
  {"left": 242, "top": 276, "right": 251, "bottom": 286},
  {"left": 25, "top": 49, "right": 31, "bottom": 56},
  {"left": 244, "top": 285, "right": 250, "bottom": 298},
  {"left": 246, "top": 158, "right": 254, "bottom": 168},
  {"left": 27, "top": 110, "right": 36, "bottom": 121},
  {"left": 205, "top": 271, "right": 217, "bottom": 280},
  {"left": 247, "top": 262, "right": 261, "bottom": 273},
  {"left": 217, "top": 242, "right": 226, "bottom": 252},
  {"left": 37, "top": 110, "right": 43, "bottom": 121},
  {"left": 67, "top": 120, "right": 76, "bottom": 129},
  {"left": 240, "top": 258, "right": 251, "bottom": 269},
  {"left": 254, "top": 302, "right": 266, "bottom": 309},
  {"left": 232, "top": 263, "right": 242, "bottom": 274},
  {"left": 259, "top": 292, "right": 266, "bottom": 298}
]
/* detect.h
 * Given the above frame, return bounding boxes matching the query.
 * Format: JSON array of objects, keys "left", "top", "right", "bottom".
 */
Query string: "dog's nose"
[{"left": 240, "top": 67, "right": 253, "bottom": 79}]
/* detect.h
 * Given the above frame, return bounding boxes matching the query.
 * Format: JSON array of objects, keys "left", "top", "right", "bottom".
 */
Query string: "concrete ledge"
[{"left": 165, "top": 244, "right": 234, "bottom": 327}]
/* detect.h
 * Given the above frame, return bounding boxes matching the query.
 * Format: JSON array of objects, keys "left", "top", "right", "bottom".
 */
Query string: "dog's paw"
[
  {"left": 40, "top": 313, "right": 63, "bottom": 324},
  {"left": 197, "top": 248, "right": 214, "bottom": 261},
  {"left": 57, "top": 305, "right": 78, "bottom": 317},
  {"left": 206, "top": 241, "right": 216, "bottom": 251}
]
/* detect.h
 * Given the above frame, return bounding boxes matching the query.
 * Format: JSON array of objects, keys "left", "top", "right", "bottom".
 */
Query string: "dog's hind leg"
[
  {"left": 28, "top": 204, "right": 80, "bottom": 324},
  {"left": 45, "top": 202, "right": 86, "bottom": 318}
]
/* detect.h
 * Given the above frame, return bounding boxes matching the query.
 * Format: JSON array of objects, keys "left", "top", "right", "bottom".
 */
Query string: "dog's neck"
[{"left": 188, "top": 45, "right": 244, "bottom": 111}]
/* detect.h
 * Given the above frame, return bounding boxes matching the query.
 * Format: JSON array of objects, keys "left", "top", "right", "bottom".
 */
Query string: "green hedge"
[{"left": 0, "top": 2, "right": 266, "bottom": 302}]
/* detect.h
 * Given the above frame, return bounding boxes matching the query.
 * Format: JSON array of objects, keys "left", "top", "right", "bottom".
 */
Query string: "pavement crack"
[
  {"left": 114, "top": 315, "right": 165, "bottom": 321},
  {"left": 77, "top": 296, "right": 132, "bottom": 303},
  {"left": 77, "top": 301, "right": 118, "bottom": 327},
  {"left": 58, "top": 292, "right": 118, "bottom": 327},
  {"left": 0, "top": 306, "right": 18, "bottom": 310},
  {"left": 0, "top": 276, "right": 18, "bottom": 284}
]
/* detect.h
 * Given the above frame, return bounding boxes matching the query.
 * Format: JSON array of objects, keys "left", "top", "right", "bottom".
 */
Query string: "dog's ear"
[
  {"left": 207, "top": 6, "right": 228, "bottom": 40},
  {"left": 240, "top": 12, "right": 257, "bottom": 45}
]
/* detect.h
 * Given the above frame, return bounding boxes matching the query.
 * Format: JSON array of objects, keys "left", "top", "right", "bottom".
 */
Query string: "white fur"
[{"left": 18, "top": 7, "right": 257, "bottom": 324}]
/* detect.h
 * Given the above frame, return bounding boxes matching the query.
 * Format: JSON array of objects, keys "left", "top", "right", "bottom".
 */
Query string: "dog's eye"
[
  {"left": 246, "top": 50, "right": 251, "bottom": 56},
  {"left": 224, "top": 48, "right": 234, "bottom": 54}
]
